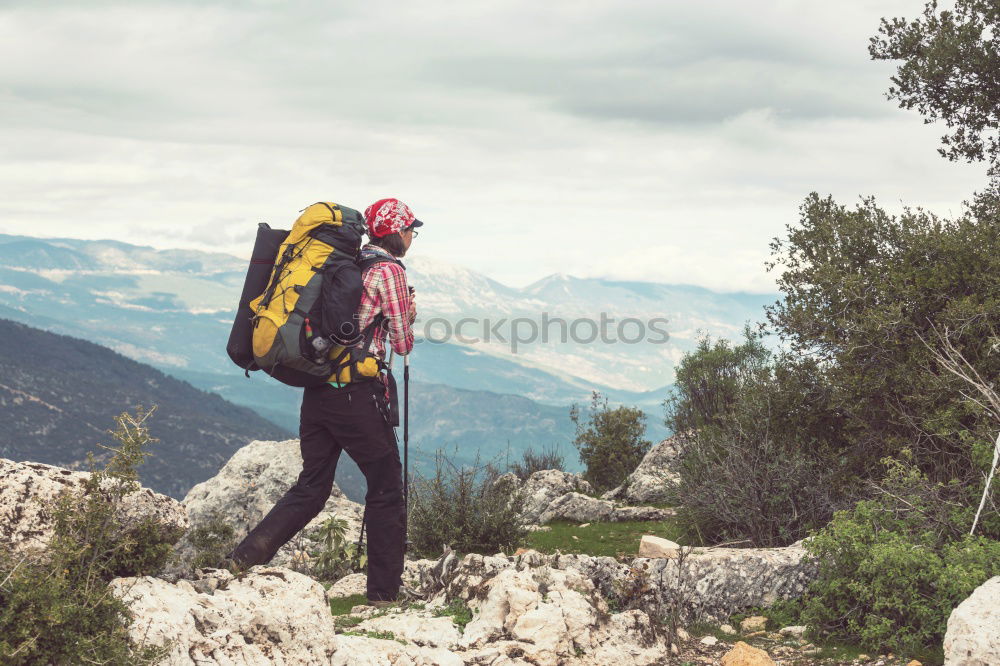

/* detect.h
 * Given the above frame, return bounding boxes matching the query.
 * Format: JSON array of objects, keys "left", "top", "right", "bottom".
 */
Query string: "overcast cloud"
[{"left": 0, "top": 0, "right": 987, "bottom": 293}]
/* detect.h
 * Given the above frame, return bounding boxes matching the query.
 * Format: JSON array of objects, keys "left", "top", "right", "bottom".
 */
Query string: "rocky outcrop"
[
  {"left": 110, "top": 566, "right": 339, "bottom": 664},
  {"left": 0, "top": 457, "right": 187, "bottom": 558},
  {"left": 537, "top": 492, "right": 676, "bottom": 524},
  {"left": 507, "top": 545, "right": 817, "bottom": 624},
  {"left": 519, "top": 469, "right": 593, "bottom": 524},
  {"left": 511, "top": 469, "right": 674, "bottom": 526},
  {"left": 420, "top": 551, "right": 668, "bottom": 665},
  {"left": 538, "top": 492, "right": 615, "bottom": 523},
  {"left": 944, "top": 576, "right": 1000, "bottom": 665},
  {"left": 169, "top": 439, "right": 364, "bottom": 573},
  {"left": 603, "top": 435, "right": 684, "bottom": 505},
  {"left": 422, "top": 544, "right": 817, "bottom": 632},
  {"left": 112, "top": 543, "right": 816, "bottom": 665}
]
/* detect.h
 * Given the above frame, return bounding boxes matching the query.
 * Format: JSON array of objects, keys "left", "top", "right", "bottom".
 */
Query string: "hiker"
[{"left": 227, "top": 198, "right": 422, "bottom": 606}]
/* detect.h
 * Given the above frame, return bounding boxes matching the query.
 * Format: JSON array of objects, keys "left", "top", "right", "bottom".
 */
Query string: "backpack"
[{"left": 225, "top": 202, "right": 401, "bottom": 388}]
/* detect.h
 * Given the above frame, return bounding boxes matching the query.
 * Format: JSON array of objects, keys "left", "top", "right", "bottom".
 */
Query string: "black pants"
[{"left": 229, "top": 379, "right": 405, "bottom": 601}]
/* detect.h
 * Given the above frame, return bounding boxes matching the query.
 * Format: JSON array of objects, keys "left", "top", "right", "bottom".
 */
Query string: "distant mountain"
[
  {"left": 0, "top": 232, "right": 778, "bottom": 398},
  {"left": 170, "top": 367, "right": 662, "bottom": 478},
  {"left": 0, "top": 232, "right": 755, "bottom": 484},
  {"left": 0, "top": 318, "right": 299, "bottom": 500}
]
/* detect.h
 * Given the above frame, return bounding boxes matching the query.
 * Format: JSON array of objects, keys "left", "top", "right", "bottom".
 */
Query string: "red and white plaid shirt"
[{"left": 355, "top": 243, "right": 414, "bottom": 362}]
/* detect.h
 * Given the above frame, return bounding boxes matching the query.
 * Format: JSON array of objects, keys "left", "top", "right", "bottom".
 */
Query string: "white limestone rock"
[
  {"left": 603, "top": 435, "right": 685, "bottom": 505},
  {"left": 356, "top": 612, "right": 462, "bottom": 648},
  {"left": 638, "top": 535, "right": 680, "bottom": 558},
  {"left": 520, "top": 470, "right": 593, "bottom": 524},
  {"left": 612, "top": 505, "right": 677, "bottom": 521},
  {"left": 332, "top": 635, "right": 465, "bottom": 666},
  {"left": 534, "top": 542, "right": 818, "bottom": 624},
  {"left": 449, "top": 564, "right": 667, "bottom": 666},
  {"left": 944, "top": 576, "right": 1000, "bottom": 666},
  {"left": 110, "top": 566, "right": 338, "bottom": 665},
  {"left": 172, "top": 439, "right": 364, "bottom": 572},
  {"left": 779, "top": 625, "right": 807, "bottom": 638},
  {"left": 538, "top": 492, "right": 614, "bottom": 524},
  {"left": 327, "top": 572, "right": 368, "bottom": 599},
  {"left": 0, "top": 457, "right": 187, "bottom": 558}
]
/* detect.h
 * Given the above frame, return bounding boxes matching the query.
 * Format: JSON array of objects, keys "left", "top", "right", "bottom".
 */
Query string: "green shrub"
[
  {"left": 766, "top": 191, "right": 1000, "bottom": 485},
  {"left": 801, "top": 455, "right": 1000, "bottom": 654},
  {"left": 509, "top": 443, "right": 565, "bottom": 480},
  {"left": 570, "top": 391, "right": 651, "bottom": 492},
  {"left": 666, "top": 328, "right": 851, "bottom": 546},
  {"left": 408, "top": 453, "right": 527, "bottom": 558},
  {"left": 0, "top": 407, "right": 177, "bottom": 664},
  {"left": 299, "top": 515, "right": 367, "bottom": 583},
  {"left": 663, "top": 324, "right": 773, "bottom": 435},
  {"left": 187, "top": 511, "right": 238, "bottom": 571}
]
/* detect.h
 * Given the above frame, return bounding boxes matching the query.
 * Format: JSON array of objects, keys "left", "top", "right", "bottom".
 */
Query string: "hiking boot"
[
  {"left": 221, "top": 557, "right": 250, "bottom": 578},
  {"left": 366, "top": 599, "right": 400, "bottom": 610}
]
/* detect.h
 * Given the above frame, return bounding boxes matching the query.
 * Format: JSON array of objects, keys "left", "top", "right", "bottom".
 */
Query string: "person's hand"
[{"left": 407, "top": 293, "right": 417, "bottom": 324}]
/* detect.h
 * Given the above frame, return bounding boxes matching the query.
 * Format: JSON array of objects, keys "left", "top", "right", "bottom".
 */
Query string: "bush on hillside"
[
  {"left": 766, "top": 191, "right": 1000, "bottom": 484},
  {"left": 570, "top": 391, "right": 650, "bottom": 493},
  {"left": 666, "top": 328, "right": 851, "bottom": 546},
  {"left": 0, "top": 407, "right": 178, "bottom": 664},
  {"left": 187, "top": 511, "right": 238, "bottom": 571},
  {"left": 663, "top": 324, "right": 772, "bottom": 435},
  {"left": 509, "top": 444, "right": 566, "bottom": 480},
  {"left": 408, "top": 453, "right": 527, "bottom": 558},
  {"left": 800, "top": 454, "right": 1000, "bottom": 655}
]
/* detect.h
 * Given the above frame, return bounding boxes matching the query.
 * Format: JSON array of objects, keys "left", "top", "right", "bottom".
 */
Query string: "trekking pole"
[{"left": 403, "top": 353, "right": 411, "bottom": 552}]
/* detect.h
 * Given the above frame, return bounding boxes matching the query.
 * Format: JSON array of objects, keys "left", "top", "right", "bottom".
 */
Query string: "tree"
[
  {"left": 663, "top": 323, "right": 771, "bottom": 436},
  {"left": 570, "top": 392, "right": 650, "bottom": 493},
  {"left": 870, "top": 0, "right": 1000, "bottom": 176},
  {"left": 765, "top": 191, "right": 1000, "bottom": 483}
]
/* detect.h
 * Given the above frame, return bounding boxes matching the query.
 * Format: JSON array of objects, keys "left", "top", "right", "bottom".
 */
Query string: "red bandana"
[{"left": 364, "top": 198, "right": 416, "bottom": 238}]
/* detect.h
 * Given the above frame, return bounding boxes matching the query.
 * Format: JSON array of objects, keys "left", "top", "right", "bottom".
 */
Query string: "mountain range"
[
  {"left": 0, "top": 318, "right": 294, "bottom": 499},
  {"left": 0, "top": 231, "right": 775, "bottom": 482}
]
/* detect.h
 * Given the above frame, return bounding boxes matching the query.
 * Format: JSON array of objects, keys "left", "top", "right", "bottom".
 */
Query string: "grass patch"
[
  {"left": 433, "top": 598, "right": 473, "bottom": 632},
  {"left": 329, "top": 594, "right": 367, "bottom": 616},
  {"left": 526, "top": 519, "right": 691, "bottom": 558},
  {"left": 334, "top": 615, "right": 365, "bottom": 629}
]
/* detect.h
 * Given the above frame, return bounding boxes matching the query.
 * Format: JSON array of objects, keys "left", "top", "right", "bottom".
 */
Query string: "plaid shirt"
[{"left": 355, "top": 243, "right": 414, "bottom": 362}]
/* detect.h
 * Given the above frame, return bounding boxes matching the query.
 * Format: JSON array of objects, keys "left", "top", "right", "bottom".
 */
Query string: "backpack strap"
[{"left": 325, "top": 250, "right": 406, "bottom": 383}]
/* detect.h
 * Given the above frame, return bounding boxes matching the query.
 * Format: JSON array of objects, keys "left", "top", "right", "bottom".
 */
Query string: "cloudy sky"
[{"left": 0, "top": 0, "right": 987, "bottom": 293}]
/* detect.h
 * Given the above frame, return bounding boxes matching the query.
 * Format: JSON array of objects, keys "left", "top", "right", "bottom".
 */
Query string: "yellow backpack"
[{"left": 232, "top": 202, "right": 387, "bottom": 387}]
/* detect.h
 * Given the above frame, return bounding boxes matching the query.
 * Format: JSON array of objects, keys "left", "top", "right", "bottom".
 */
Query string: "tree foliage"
[
  {"left": 765, "top": 191, "right": 1000, "bottom": 483},
  {"left": 666, "top": 328, "right": 850, "bottom": 546},
  {"left": 870, "top": 0, "right": 1000, "bottom": 176},
  {"left": 663, "top": 323, "right": 772, "bottom": 436},
  {"left": 570, "top": 391, "right": 650, "bottom": 493}
]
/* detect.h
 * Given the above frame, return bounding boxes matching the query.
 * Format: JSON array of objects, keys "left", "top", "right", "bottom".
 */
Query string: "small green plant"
[
  {"left": 800, "top": 454, "right": 1000, "bottom": 655},
  {"left": 409, "top": 453, "right": 528, "bottom": 558},
  {"left": 329, "top": 593, "right": 367, "bottom": 616},
  {"left": 0, "top": 407, "right": 179, "bottom": 664},
  {"left": 334, "top": 614, "right": 365, "bottom": 629},
  {"left": 433, "top": 598, "right": 473, "bottom": 633},
  {"left": 301, "top": 516, "right": 367, "bottom": 583},
  {"left": 187, "top": 512, "right": 237, "bottom": 571},
  {"left": 509, "top": 444, "right": 565, "bottom": 480}
]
